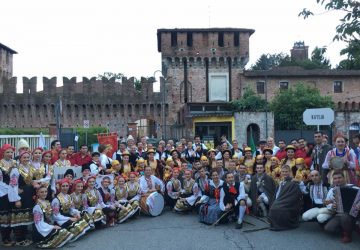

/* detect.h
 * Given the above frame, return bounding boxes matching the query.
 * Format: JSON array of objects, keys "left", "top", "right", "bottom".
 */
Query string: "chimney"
[{"left": 290, "top": 41, "right": 308, "bottom": 61}]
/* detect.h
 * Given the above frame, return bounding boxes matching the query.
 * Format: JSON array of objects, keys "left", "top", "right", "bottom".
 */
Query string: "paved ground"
[{"left": 12, "top": 210, "right": 360, "bottom": 250}]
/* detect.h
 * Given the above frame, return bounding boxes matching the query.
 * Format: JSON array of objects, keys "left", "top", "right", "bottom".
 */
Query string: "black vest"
[{"left": 222, "top": 182, "right": 240, "bottom": 205}]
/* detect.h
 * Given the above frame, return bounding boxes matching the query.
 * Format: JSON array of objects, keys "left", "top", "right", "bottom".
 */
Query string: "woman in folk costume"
[
  {"left": 111, "top": 175, "right": 137, "bottom": 223},
  {"left": 147, "top": 148, "right": 163, "bottom": 179},
  {"left": 263, "top": 148, "right": 273, "bottom": 174},
  {"left": 0, "top": 144, "right": 17, "bottom": 246},
  {"left": 174, "top": 170, "right": 201, "bottom": 212},
  {"left": 293, "top": 158, "right": 311, "bottom": 184},
  {"left": 51, "top": 178, "right": 90, "bottom": 241},
  {"left": 32, "top": 184, "right": 74, "bottom": 248},
  {"left": 198, "top": 170, "right": 224, "bottom": 224},
  {"left": 108, "top": 160, "right": 122, "bottom": 178},
  {"left": 135, "top": 157, "right": 146, "bottom": 176},
  {"left": 270, "top": 157, "right": 282, "bottom": 185},
  {"left": 82, "top": 176, "right": 108, "bottom": 227},
  {"left": 97, "top": 176, "right": 117, "bottom": 226},
  {"left": 41, "top": 151, "right": 56, "bottom": 200},
  {"left": 125, "top": 172, "right": 141, "bottom": 212},
  {"left": 9, "top": 151, "right": 35, "bottom": 246},
  {"left": 280, "top": 145, "right": 297, "bottom": 176},
  {"left": 165, "top": 167, "right": 182, "bottom": 208},
  {"left": 70, "top": 179, "right": 97, "bottom": 228},
  {"left": 322, "top": 134, "right": 357, "bottom": 185},
  {"left": 200, "top": 155, "right": 210, "bottom": 172},
  {"left": 207, "top": 149, "right": 217, "bottom": 171},
  {"left": 120, "top": 150, "right": 132, "bottom": 176},
  {"left": 170, "top": 149, "right": 182, "bottom": 168},
  {"left": 239, "top": 147, "right": 255, "bottom": 175},
  {"left": 53, "top": 149, "right": 71, "bottom": 168},
  {"left": 222, "top": 150, "right": 232, "bottom": 170}
]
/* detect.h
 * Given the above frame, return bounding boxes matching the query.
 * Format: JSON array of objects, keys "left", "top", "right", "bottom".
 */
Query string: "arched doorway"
[{"left": 247, "top": 124, "right": 260, "bottom": 148}]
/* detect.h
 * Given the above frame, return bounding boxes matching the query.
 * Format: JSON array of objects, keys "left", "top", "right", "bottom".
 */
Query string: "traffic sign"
[
  {"left": 303, "top": 108, "right": 334, "bottom": 126},
  {"left": 83, "top": 120, "right": 90, "bottom": 128}
]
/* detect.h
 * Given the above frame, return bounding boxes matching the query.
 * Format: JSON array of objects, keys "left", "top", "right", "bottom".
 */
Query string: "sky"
[{"left": 1, "top": 0, "right": 347, "bottom": 91}]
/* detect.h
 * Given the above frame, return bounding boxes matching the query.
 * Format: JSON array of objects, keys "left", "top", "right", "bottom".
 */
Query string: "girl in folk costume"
[
  {"left": 207, "top": 149, "right": 217, "bottom": 171},
  {"left": 32, "top": 148, "right": 54, "bottom": 200},
  {"left": 170, "top": 149, "right": 182, "bottom": 168},
  {"left": 196, "top": 167, "right": 210, "bottom": 199},
  {"left": 263, "top": 148, "right": 273, "bottom": 174},
  {"left": 32, "top": 185, "right": 74, "bottom": 248},
  {"left": 322, "top": 134, "right": 357, "bottom": 184},
  {"left": 165, "top": 167, "right": 182, "bottom": 208},
  {"left": 222, "top": 150, "right": 232, "bottom": 170},
  {"left": 82, "top": 176, "right": 107, "bottom": 227},
  {"left": 108, "top": 160, "right": 122, "bottom": 177},
  {"left": 125, "top": 172, "right": 141, "bottom": 212},
  {"left": 269, "top": 157, "right": 282, "bottom": 185},
  {"left": 239, "top": 147, "right": 255, "bottom": 175},
  {"left": 51, "top": 179, "right": 90, "bottom": 241},
  {"left": 200, "top": 155, "right": 210, "bottom": 172},
  {"left": 135, "top": 158, "right": 146, "bottom": 176},
  {"left": 121, "top": 151, "right": 132, "bottom": 178},
  {"left": 0, "top": 144, "right": 17, "bottom": 246},
  {"left": 174, "top": 170, "right": 201, "bottom": 212},
  {"left": 280, "top": 145, "right": 297, "bottom": 176},
  {"left": 147, "top": 148, "right": 163, "bottom": 179},
  {"left": 9, "top": 151, "right": 35, "bottom": 246},
  {"left": 97, "top": 176, "right": 117, "bottom": 226},
  {"left": 70, "top": 180, "right": 92, "bottom": 226},
  {"left": 41, "top": 151, "right": 56, "bottom": 199},
  {"left": 199, "top": 170, "right": 224, "bottom": 224},
  {"left": 111, "top": 175, "right": 136, "bottom": 223},
  {"left": 293, "top": 158, "right": 311, "bottom": 183},
  {"left": 53, "top": 149, "right": 71, "bottom": 168}
]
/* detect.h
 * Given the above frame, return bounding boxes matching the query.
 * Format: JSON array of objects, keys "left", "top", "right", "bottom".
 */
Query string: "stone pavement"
[{"left": 11, "top": 211, "right": 360, "bottom": 250}]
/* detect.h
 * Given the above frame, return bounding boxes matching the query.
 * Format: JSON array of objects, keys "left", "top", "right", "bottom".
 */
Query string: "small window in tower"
[
  {"left": 256, "top": 81, "right": 265, "bottom": 94},
  {"left": 334, "top": 81, "right": 343, "bottom": 93},
  {"left": 187, "top": 32, "right": 193, "bottom": 47},
  {"left": 218, "top": 32, "right": 224, "bottom": 47},
  {"left": 234, "top": 32, "right": 240, "bottom": 47},
  {"left": 171, "top": 32, "right": 177, "bottom": 47}
]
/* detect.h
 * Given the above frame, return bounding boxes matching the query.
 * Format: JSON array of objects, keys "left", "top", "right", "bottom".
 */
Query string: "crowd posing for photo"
[{"left": 0, "top": 131, "right": 360, "bottom": 248}]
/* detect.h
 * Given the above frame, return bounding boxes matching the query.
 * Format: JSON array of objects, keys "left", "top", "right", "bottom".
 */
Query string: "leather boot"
[{"left": 341, "top": 232, "right": 352, "bottom": 243}]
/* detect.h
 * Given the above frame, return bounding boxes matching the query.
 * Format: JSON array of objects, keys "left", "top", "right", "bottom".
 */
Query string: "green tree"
[
  {"left": 250, "top": 53, "right": 291, "bottom": 70},
  {"left": 231, "top": 87, "right": 268, "bottom": 111},
  {"left": 299, "top": 0, "right": 360, "bottom": 41},
  {"left": 338, "top": 39, "right": 360, "bottom": 69},
  {"left": 270, "top": 84, "right": 334, "bottom": 130},
  {"left": 311, "top": 46, "right": 331, "bottom": 68},
  {"left": 97, "top": 72, "right": 124, "bottom": 80}
]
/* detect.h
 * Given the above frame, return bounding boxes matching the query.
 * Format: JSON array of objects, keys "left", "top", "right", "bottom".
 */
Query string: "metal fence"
[{"left": 0, "top": 134, "right": 56, "bottom": 150}]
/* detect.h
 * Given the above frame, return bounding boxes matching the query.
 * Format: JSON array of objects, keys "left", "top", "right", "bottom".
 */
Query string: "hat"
[
  {"left": 285, "top": 145, "right": 296, "bottom": 151},
  {"left": 256, "top": 154, "right": 264, "bottom": 160},
  {"left": 170, "top": 149, "right": 179, "bottom": 156},
  {"left": 137, "top": 157, "right": 145, "bottom": 163},
  {"left": 207, "top": 149, "right": 216, "bottom": 156},
  {"left": 42, "top": 150, "right": 52, "bottom": 158},
  {"left": 222, "top": 149, "right": 232, "bottom": 156},
  {"left": 17, "top": 139, "right": 30, "bottom": 150},
  {"left": 232, "top": 154, "right": 238, "bottom": 159},
  {"left": 64, "top": 169, "right": 74, "bottom": 177},
  {"left": 1, "top": 144, "right": 15, "bottom": 153},
  {"left": 82, "top": 163, "right": 91, "bottom": 172},
  {"left": 244, "top": 147, "right": 252, "bottom": 153},
  {"left": 32, "top": 147, "right": 44, "bottom": 154},
  {"left": 122, "top": 150, "right": 130, "bottom": 156},
  {"left": 127, "top": 135, "right": 134, "bottom": 142},
  {"left": 19, "top": 151, "right": 31, "bottom": 159},
  {"left": 147, "top": 148, "right": 156, "bottom": 155},
  {"left": 295, "top": 158, "right": 305, "bottom": 165},
  {"left": 111, "top": 160, "right": 120, "bottom": 166},
  {"left": 200, "top": 155, "right": 208, "bottom": 161},
  {"left": 263, "top": 148, "right": 273, "bottom": 155}
]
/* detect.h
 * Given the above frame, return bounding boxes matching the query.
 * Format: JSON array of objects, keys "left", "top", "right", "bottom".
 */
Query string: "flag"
[
  {"left": 249, "top": 127, "right": 257, "bottom": 154},
  {"left": 39, "top": 132, "right": 46, "bottom": 149}
]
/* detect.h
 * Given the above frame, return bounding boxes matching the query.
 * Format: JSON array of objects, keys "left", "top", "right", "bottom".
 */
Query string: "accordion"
[{"left": 334, "top": 186, "right": 360, "bottom": 217}]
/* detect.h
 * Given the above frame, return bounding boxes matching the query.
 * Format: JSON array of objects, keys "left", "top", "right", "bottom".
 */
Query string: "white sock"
[{"left": 238, "top": 205, "right": 246, "bottom": 223}]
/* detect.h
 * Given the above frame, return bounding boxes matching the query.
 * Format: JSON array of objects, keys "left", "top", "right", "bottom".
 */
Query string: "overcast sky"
[{"left": 1, "top": 0, "right": 346, "bottom": 90}]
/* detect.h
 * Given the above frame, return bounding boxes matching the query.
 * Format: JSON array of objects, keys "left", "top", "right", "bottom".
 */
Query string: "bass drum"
[{"left": 140, "top": 192, "right": 164, "bottom": 216}]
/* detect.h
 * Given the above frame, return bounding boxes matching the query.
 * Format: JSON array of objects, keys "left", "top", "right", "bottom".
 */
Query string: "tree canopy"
[
  {"left": 270, "top": 84, "right": 334, "bottom": 130},
  {"left": 338, "top": 39, "right": 360, "bottom": 69},
  {"left": 231, "top": 87, "right": 268, "bottom": 112}
]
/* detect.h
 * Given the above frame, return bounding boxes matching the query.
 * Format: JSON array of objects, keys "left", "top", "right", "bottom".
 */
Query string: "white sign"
[
  {"left": 303, "top": 108, "right": 334, "bottom": 125},
  {"left": 83, "top": 120, "right": 90, "bottom": 128}
]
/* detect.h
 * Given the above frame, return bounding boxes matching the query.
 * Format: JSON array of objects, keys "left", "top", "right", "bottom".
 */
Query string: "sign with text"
[{"left": 303, "top": 108, "right": 334, "bottom": 125}]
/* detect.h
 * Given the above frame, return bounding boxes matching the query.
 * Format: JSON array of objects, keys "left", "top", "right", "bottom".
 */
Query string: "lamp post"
[{"left": 153, "top": 70, "right": 167, "bottom": 140}]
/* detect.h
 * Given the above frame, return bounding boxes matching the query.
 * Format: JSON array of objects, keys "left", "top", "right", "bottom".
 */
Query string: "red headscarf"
[
  {"left": 71, "top": 179, "right": 84, "bottom": 193},
  {"left": 32, "top": 147, "right": 44, "bottom": 154},
  {"left": 0, "top": 144, "right": 15, "bottom": 159},
  {"left": 42, "top": 150, "right": 52, "bottom": 159}
]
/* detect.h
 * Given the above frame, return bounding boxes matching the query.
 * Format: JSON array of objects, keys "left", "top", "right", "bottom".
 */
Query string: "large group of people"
[{"left": 0, "top": 131, "right": 360, "bottom": 248}]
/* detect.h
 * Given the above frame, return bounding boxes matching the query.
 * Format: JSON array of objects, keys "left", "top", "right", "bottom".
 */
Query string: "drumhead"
[
  {"left": 146, "top": 192, "right": 164, "bottom": 216},
  {"left": 330, "top": 156, "right": 345, "bottom": 170}
]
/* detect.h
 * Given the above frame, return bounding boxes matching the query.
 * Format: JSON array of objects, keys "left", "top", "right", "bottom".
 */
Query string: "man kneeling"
[{"left": 219, "top": 172, "right": 247, "bottom": 229}]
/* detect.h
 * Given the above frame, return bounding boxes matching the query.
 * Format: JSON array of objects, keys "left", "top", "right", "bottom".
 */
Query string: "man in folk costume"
[
  {"left": 301, "top": 170, "right": 331, "bottom": 224},
  {"left": 311, "top": 131, "right": 332, "bottom": 182},
  {"left": 324, "top": 171, "right": 360, "bottom": 243},
  {"left": 268, "top": 165, "right": 302, "bottom": 231},
  {"left": 249, "top": 164, "right": 276, "bottom": 217},
  {"left": 219, "top": 172, "right": 247, "bottom": 229}
]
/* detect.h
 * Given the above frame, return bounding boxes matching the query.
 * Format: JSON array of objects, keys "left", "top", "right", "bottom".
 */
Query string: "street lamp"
[{"left": 153, "top": 70, "right": 167, "bottom": 140}]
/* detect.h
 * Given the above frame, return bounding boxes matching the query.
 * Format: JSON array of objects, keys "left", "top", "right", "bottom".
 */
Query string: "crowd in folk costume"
[{"left": 0, "top": 132, "right": 360, "bottom": 248}]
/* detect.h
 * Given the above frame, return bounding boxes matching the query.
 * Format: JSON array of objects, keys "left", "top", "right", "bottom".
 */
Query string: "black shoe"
[{"left": 235, "top": 222, "right": 243, "bottom": 229}]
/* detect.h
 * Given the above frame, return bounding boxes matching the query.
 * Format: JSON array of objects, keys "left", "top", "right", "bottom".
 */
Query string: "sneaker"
[{"left": 15, "top": 239, "right": 32, "bottom": 247}]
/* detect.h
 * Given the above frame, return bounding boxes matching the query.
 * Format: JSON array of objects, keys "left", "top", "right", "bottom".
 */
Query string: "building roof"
[
  {"left": 0, "top": 43, "right": 17, "bottom": 54},
  {"left": 244, "top": 66, "right": 360, "bottom": 77},
  {"left": 157, "top": 28, "right": 255, "bottom": 34}
]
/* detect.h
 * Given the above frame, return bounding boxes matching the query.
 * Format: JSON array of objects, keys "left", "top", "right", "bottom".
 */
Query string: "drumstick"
[{"left": 212, "top": 208, "right": 233, "bottom": 226}]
